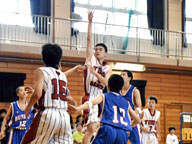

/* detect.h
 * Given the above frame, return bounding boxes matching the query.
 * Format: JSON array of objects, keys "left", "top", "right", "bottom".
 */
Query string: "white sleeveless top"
[
  {"left": 38, "top": 67, "right": 68, "bottom": 110},
  {"left": 84, "top": 55, "right": 110, "bottom": 100},
  {"left": 141, "top": 108, "right": 160, "bottom": 133}
]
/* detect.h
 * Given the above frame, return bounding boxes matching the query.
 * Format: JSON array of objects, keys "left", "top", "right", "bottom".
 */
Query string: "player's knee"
[{"left": 87, "top": 124, "right": 97, "bottom": 134}]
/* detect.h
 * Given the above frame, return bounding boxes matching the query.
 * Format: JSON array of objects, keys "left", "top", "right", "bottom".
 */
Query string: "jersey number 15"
[{"left": 51, "top": 79, "right": 67, "bottom": 101}]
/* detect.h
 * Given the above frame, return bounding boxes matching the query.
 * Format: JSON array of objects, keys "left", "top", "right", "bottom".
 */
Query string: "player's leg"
[
  {"left": 50, "top": 110, "right": 73, "bottom": 144},
  {"left": 82, "top": 122, "right": 98, "bottom": 144},
  {"left": 21, "top": 109, "right": 59, "bottom": 144},
  {"left": 82, "top": 105, "right": 99, "bottom": 144},
  {"left": 129, "top": 125, "right": 143, "bottom": 144}
]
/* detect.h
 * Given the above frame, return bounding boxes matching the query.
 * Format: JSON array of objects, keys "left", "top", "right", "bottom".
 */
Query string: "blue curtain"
[
  {"left": 30, "top": 0, "right": 51, "bottom": 34},
  {"left": 147, "top": 0, "right": 164, "bottom": 46},
  {"left": 182, "top": 0, "right": 187, "bottom": 48}
]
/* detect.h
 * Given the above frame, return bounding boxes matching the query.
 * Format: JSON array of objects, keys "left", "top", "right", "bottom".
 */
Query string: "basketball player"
[
  {"left": 21, "top": 43, "right": 80, "bottom": 144},
  {"left": 120, "top": 70, "right": 142, "bottom": 144},
  {"left": 82, "top": 11, "right": 112, "bottom": 144},
  {"left": 0, "top": 86, "right": 34, "bottom": 144},
  {"left": 68, "top": 74, "right": 140, "bottom": 144},
  {"left": 140, "top": 96, "right": 161, "bottom": 144}
]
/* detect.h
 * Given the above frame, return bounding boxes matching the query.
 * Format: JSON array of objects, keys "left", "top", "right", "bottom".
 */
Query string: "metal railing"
[{"left": 0, "top": 14, "right": 192, "bottom": 60}]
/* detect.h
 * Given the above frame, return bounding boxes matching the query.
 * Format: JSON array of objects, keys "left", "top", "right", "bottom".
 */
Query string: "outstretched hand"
[
  {"left": 65, "top": 96, "right": 76, "bottom": 106},
  {"left": 86, "top": 65, "right": 97, "bottom": 75},
  {"left": 68, "top": 104, "right": 80, "bottom": 114},
  {"left": 88, "top": 10, "right": 94, "bottom": 22},
  {"left": 76, "top": 65, "right": 86, "bottom": 72}
]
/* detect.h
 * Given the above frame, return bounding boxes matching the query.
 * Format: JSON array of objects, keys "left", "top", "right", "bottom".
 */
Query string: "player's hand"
[
  {"left": 88, "top": 10, "right": 94, "bottom": 22},
  {"left": 66, "top": 96, "right": 76, "bottom": 106},
  {"left": 75, "top": 65, "right": 86, "bottom": 72},
  {"left": 142, "top": 127, "right": 150, "bottom": 133},
  {"left": 25, "top": 86, "right": 34, "bottom": 94},
  {"left": 157, "top": 133, "right": 161, "bottom": 141},
  {"left": 0, "top": 131, "right": 5, "bottom": 140},
  {"left": 68, "top": 104, "right": 80, "bottom": 113},
  {"left": 87, "top": 65, "right": 97, "bottom": 75}
]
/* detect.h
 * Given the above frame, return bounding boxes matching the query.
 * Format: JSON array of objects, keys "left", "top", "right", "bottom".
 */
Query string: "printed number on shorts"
[
  {"left": 112, "top": 105, "right": 128, "bottom": 126},
  {"left": 52, "top": 79, "right": 67, "bottom": 101}
]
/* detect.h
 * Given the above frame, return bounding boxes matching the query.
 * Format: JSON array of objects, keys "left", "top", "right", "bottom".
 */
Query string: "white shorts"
[
  {"left": 22, "top": 108, "right": 73, "bottom": 144},
  {"left": 142, "top": 132, "right": 158, "bottom": 144},
  {"left": 87, "top": 104, "right": 99, "bottom": 125}
]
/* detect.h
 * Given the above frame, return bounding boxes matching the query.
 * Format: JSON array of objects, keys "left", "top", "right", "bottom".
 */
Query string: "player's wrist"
[
  {"left": 86, "top": 101, "right": 93, "bottom": 109},
  {"left": 135, "top": 107, "right": 142, "bottom": 114}
]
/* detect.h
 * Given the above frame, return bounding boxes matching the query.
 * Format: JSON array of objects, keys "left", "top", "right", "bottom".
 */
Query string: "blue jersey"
[
  {"left": 121, "top": 85, "right": 143, "bottom": 144},
  {"left": 10, "top": 101, "right": 33, "bottom": 130},
  {"left": 121, "top": 85, "right": 135, "bottom": 109},
  {"left": 100, "top": 92, "right": 132, "bottom": 132},
  {"left": 7, "top": 101, "right": 34, "bottom": 144}
]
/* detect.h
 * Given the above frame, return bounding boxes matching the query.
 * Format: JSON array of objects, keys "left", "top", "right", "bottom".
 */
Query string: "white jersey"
[
  {"left": 166, "top": 134, "right": 178, "bottom": 144},
  {"left": 84, "top": 55, "right": 110, "bottom": 100},
  {"left": 38, "top": 67, "right": 68, "bottom": 110},
  {"left": 141, "top": 108, "right": 160, "bottom": 133}
]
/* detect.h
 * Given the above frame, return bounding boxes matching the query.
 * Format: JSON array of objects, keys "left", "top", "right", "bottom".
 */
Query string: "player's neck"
[
  {"left": 148, "top": 108, "right": 155, "bottom": 114},
  {"left": 18, "top": 98, "right": 26, "bottom": 104},
  {"left": 170, "top": 133, "right": 174, "bottom": 136},
  {"left": 122, "top": 83, "right": 130, "bottom": 90},
  {"left": 97, "top": 58, "right": 104, "bottom": 65}
]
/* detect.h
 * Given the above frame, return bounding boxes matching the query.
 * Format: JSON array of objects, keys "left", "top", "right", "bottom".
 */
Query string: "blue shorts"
[
  {"left": 92, "top": 124, "right": 129, "bottom": 144},
  {"left": 128, "top": 125, "right": 142, "bottom": 144},
  {"left": 8, "top": 129, "right": 26, "bottom": 144}
]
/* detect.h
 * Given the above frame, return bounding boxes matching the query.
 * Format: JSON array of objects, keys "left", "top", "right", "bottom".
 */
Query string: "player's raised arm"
[{"left": 85, "top": 11, "right": 94, "bottom": 64}]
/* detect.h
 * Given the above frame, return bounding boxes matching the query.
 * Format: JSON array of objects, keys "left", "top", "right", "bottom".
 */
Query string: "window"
[
  {"left": 0, "top": 0, "right": 33, "bottom": 27},
  {"left": 73, "top": 0, "right": 150, "bottom": 39},
  {"left": 185, "top": 0, "right": 192, "bottom": 43}
]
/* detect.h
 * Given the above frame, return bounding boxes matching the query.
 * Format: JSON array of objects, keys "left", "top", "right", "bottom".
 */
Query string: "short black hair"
[
  {"left": 95, "top": 43, "right": 108, "bottom": 53},
  {"left": 121, "top": 70, "right": 133, "bottom": 83},
  {"left": 108, "top": 74, "right": 124, "bottom": 93},
  {"left": 169, "top": 126, "right": 176, "bottom": 132},
  {"left": 75, "top": 115, "right": 84, "bottom": 125},
  {"left": 149, "top": 96, "right": 158, "bottom": 104},
  {"left": 41, "top": 43, "right": 62, "bottom": 69},
  {"left": 0, "top": 109, "right": 7, "bottom": 114}
]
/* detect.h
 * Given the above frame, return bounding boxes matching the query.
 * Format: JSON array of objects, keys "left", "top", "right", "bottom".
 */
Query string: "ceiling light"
[{"left": 112, "top": 63, "right": 146, "bottom": 72}]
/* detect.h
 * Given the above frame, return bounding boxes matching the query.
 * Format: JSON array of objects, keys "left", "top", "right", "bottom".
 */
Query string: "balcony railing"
[{"left": 0, "top": 14, "right": 192, "bottom": 60}]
